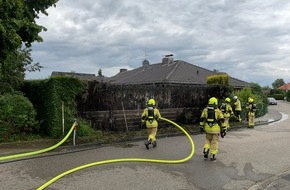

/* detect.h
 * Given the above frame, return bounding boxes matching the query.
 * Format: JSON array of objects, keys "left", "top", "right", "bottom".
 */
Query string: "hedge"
[{"left": 22, "top": 77, "right": 87, "bottom": 137}]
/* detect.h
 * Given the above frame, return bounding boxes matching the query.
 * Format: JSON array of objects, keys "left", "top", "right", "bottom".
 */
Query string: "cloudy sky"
[{"left": 26, "top": 0, "right": 290, "bottom": 87}]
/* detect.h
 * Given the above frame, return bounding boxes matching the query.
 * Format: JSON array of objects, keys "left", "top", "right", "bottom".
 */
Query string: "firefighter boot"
[
  {"left": 210, "top": 154, "right": 216, "bottom": 161},
  {"left": 144, "top": 141, "right": 149, "bottom": 149},
  {"left": 152, "top": 141, "right": 157, "bottom": 148},
  {"left": 203, "top": 148, "right": 209, "bottom": 159},
  {"left": 145, "top": 139, "right": 152, "bottom": 149}
]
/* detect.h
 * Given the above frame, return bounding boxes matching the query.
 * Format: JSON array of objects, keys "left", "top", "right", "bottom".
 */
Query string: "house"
[
  {"left": 278, "top": 83, "right": 290, "bottom": 92},
  {"left": 60, "top": 57, "right": 248, "bottom": 131},
  {"left": 51, "top": 71, "right": 107, "bottom": 82},
  {"left": 108, "top": 56, "right": 249, "bottom": 88}
]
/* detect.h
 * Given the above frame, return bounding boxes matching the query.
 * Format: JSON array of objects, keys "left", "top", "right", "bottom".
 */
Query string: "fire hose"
[
  {"left": 37, "top": 117, "right": 195, "bottom": 189},
  {"left": 0, "top": 122, "right": 77, "bottom": 162},
  {"left": 0, "top": 118, "right": 195, "bottom": 189}
]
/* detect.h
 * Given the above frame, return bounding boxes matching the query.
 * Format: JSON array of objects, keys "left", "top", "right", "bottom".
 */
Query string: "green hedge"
[
  {"left": 287, "top": 91, "right": 290, "bottom": 101},
  {"left": 23, "top": 77, "right": 88, "bottom": 137},
  {"left": 207, "top": 74, "right": 229, "bottom": 85},
  {"left": 272, "top": 94, "right": 286, "bottom": 100},
  {"left": 0, "top": 92, "right": 38, "bottom": 142}
]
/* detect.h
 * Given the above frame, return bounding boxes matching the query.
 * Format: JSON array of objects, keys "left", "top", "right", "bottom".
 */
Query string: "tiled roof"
[
  {"left": 51, "top": 71, "right": 107, "bottom": 82},
  {"left": 108, "top": 59, "right": 248, "bottom": 88},
  {"left": 278, "top": 83, "right": 290, "bottom": 91}
]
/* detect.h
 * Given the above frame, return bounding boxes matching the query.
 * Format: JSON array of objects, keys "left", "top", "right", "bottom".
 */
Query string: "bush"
[
  {"left": 207, "top": 74, "right": 229, "bottom": 85},
  {"left": 270, "top": 88, "right": 284, "bottom": 95},
  {"left": 75, "top": 118, "right": 99, "bottom": 136},
  {"left": 287, "top": 91, "right": 290, "bottom": 102},
  {"left": 272, "top": 94, "right": 286, "bottom": 100},
  {"left": 0, "top": 93, "right": 38, "bottom": 142}
]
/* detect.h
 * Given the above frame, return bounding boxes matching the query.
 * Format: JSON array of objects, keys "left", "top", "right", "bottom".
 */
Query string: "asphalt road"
[{"left": 0, "top": 101, "right": 290, "bottom": 190}]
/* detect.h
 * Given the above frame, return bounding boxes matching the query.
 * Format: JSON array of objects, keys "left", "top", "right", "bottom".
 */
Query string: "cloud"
[{"left": 26, "top": 0, "right": 290, "bottom": 87}]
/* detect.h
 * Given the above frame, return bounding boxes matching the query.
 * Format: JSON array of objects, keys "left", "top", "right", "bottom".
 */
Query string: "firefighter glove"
[
  {"left": 199, "top": 126, "right": 204, "bottom": 134},
  {"left": 220, "top": 127, "right": 227, "bottom": 138},
  {"left": 141, "top": 122, "right": 146, "bottom": 128}
]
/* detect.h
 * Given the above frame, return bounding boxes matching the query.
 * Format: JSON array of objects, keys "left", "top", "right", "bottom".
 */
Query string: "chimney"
[
  {"left": 162, "top": 54, "right": 174, "bottom": 65},
  {"left": 120, "top": 68, "right": 127, "bottom": 73}
]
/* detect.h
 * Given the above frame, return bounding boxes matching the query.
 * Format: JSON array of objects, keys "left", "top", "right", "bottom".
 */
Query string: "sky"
[{"left": 25, "top": 0, "right": 290, "bottom": 87}]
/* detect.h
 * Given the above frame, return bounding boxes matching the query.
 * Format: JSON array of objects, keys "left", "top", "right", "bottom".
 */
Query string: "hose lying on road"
[
  {"left": 37, "top": 117, "right": 195, "bottom": 190},
  {"left": 0, "top": 122, "right": 77, "bottom": 162}
]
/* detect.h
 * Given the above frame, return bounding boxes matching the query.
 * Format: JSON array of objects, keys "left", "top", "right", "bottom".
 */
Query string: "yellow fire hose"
[
  {"left": 0, "top": 122, "right": 77, "bottom": 162},
  {"left": 0, "top": 118, "right": 195, "bottom": 189},
  {"left": 37, "top": 117, "right": 195, "bottom": 190}
]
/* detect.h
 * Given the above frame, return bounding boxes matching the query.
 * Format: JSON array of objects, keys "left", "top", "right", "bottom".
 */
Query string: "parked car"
[{"left": 268, "top": 97, "right": 277, "bottom": 105}]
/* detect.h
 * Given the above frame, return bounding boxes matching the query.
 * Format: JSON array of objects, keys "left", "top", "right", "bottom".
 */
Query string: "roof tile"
[{"left": 108, "top": 59, "right": 248, "bottom": 87}]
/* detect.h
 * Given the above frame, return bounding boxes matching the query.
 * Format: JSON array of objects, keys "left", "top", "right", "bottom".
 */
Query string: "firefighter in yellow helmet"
[
  {"left": 246, "top": 97, "right": 256, "bottom": 128},
  {"left": 141, "top": 98, "right": 161, "bottom": 149},
  {"left": 233, "top": 95, "right": 242, "bottom": 122},
  {"left": 200, "top": 97, "right": 226, "bottom": 161},
  {"left": 220, "top": 97, "right": 234, "bottom": 131}
]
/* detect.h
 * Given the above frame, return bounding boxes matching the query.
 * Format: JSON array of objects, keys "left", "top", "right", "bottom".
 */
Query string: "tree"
[
  {"left": 98, "top": 68, "right": 103, "bottom": 77},
  {"left": 0, "top": 47, "right": 44, "bottom": 94},
  {"left": 0, "top": 0, "right": 58, "bottom": 93},
  {"left": 250, "top": 82, "right": 263, "bottom": 96},
  {"left": 262, "top": 85, "right": 271, "bottom": 95},
  {"left": 272, "top": 78, "right": 285, "bottom": 89}
]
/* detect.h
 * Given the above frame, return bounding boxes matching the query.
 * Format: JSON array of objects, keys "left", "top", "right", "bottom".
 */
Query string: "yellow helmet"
[
  {"left": 208, "top": 97, "right": 218, "bottom": 105},
  {"left": 248, "top": 97, "right": 254, "bottom": 103},
  {"left": 225, "top": 97, "right": 231, "bottom": 103},
  {"left": 148, "top": 98, "right": 156, "bottom": 106}
]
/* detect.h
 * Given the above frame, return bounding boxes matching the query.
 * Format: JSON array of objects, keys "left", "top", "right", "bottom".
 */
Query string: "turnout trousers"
[
  {"left": 147, "top": 126, "right": 157, "bottom": 142},
  {"left": 203, "top": 133, "right": 219, "bottom": 156}
]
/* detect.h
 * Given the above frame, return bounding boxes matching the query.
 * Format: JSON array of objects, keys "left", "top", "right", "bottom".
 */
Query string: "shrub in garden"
[{"left": 0, "top": 93, "right": 38, "bottom": 142}]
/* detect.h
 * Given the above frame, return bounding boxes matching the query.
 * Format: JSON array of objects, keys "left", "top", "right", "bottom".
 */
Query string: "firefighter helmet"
[
  {"left": 148, "top": 98, "right": 156, "bottom": 106},
  {"left": 208, "top": 97, "right": 218, "bottom": 105},
  {"left": 225, "top": 97, "right": 231, "bottom": 103},
  {"left": 248, "top": 97, "right": 254, "bottom": 103}
]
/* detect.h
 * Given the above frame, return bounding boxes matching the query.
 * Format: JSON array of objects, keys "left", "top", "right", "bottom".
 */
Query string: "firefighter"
[
  {"left": 233, "top": 95, "right": 242, "bottom": 122},
  {"left": 220, "top": 97, "right": 234, "bottom": 131},
  {"left": 141, "top": 98, "right": 161, "bottom": 149},
  {"left": 200, "top": 97, "right": 226, "bottom": 161},
  {"left": 246, "top": 97, "right": 256, "bottom": 128}
]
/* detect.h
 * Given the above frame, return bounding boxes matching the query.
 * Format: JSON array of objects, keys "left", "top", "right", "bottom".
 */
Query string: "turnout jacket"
[
  {"left": 200, "top": 105, "right": 226, "bottom": 134},
  {"left": 141, "top": 106, "right": 161, "bottom": 128}
]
